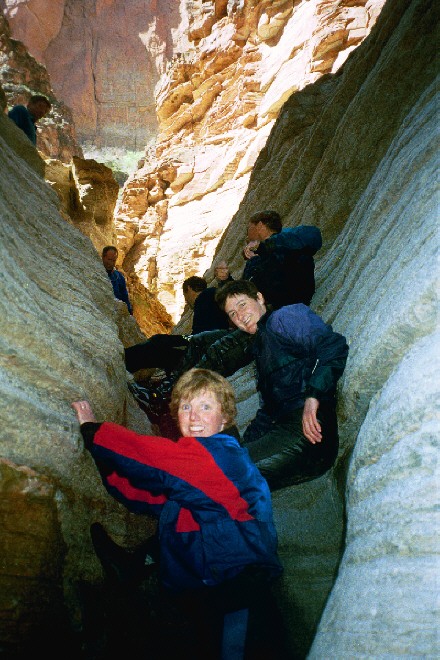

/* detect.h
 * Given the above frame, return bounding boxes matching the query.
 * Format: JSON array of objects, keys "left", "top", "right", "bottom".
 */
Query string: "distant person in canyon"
[
  {"left": 72, "top": 368, "right": 285, "bottom": 659},
  {"left": 8, "top": 94, "right": 52, "bottom": 146},
  {"left": 102, "top": 245, "right": 133, "bottom": 315}
]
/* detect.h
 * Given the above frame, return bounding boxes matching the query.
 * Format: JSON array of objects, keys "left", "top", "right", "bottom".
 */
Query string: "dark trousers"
[
  {"left": 125, "top": 334, "right": 190, "bottom": 373},
  {"left": 243, "top": 402, "right": 339, "bottom": 491},
  {"left": 168, "top": 567, "right": 288, "bottom": 659}
]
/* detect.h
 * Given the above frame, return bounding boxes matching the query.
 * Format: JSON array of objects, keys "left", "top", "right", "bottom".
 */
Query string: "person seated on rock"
[
  {"left": 127, "top": 215, "right": 323, "bottom": 436},
  {"left": 243, "top": 209, "right": 322, "bottom": 309},
  {"left": 190, "top": 262, "right": 234, "bottom": 335},
  {"left": 8, "top": 94, "right": 52, "bottom": 145},
  {"left": 157, "top": 280, "right": 347, "bottom": 488},
  {"left": 132, "top": 279, "right": 348, "bottom": 488},
  {"left": 72, "top": 368, "right": 285, "bottom": 659},
  {"left": 212, "top": 280, "right": 349, "bottom": 491},
  {"left": 125, "top": 269, "right": 235, "bottom": 379},
  {"left": 102, "top": 245, "right": 133, "bottom": 314}
]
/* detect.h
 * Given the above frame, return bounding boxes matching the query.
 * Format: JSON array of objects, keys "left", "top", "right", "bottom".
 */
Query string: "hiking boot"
[
  {"left": 128, "top": 379, "right": 173, "bottom": 425},
  {"left": 90, "top": 523, "right": 156, "bottom": 586}
]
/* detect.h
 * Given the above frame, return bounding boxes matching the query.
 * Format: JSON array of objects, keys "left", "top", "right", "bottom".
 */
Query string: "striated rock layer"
[
  {"left": 0, "top": 85, "right": 158, "bottom": 655},
  {"left": 223, "top": 0, "right": 439, "bottom": 656},
  {"left": 0, "top": 0, "right": 438, "bottom": 657}
]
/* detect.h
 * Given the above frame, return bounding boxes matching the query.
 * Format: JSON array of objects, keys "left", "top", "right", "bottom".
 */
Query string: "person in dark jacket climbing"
[
  {"left": 213, "top": 280, "right": 349, "bottom": 491},
  {"left": 243, "top": 209, "right": 322, "bottom": 308},
  {"left": 133, "top": 279, "right": 348, "bottom": 490},
  {"left": 72, "top": 368, "right": 285, "bottom": 659}
]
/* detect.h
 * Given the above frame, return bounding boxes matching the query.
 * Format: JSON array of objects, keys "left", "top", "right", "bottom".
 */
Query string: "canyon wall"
[
  {"left": 114, "top": 0, "right": 388, "bottom": 322},
  {"left": 1, "top": 8, "right": 172, "bottom": 339},
  {"left": 3, "top": 0, "right": 190, "bottom": 150},
  {"left": 0, "top": 0, "right": 438, "bottom": 657},
  {"left": 3, "top": 0, "right": 387, "bottom": 317},
  {"left": 0, "top": 10, "right": 82, "bottom": 162}
]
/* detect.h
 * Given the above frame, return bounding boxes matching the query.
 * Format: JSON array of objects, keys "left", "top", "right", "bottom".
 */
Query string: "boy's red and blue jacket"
[{"left": 80, "top": 422, "right": 283, "bottom": 592}]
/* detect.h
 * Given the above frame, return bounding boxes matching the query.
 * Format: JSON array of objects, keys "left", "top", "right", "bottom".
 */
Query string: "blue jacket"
[
  {"left": 243, "top": 225, "right": 322, "bottom": 308},
  {"left": 81, "top": 422, "right": 283, "bottom": 592},
  {"left": 253, "top": 304, "right": 348, "bottom": 417},
  {"left": 192, "top": 305, "right": 348, "bottom": 417},
  {"left": 8, "top": 105, "right": 37, "bottom": 144},
  {"left": 107, "top": 269, "right": 132, "bottom": 314}
]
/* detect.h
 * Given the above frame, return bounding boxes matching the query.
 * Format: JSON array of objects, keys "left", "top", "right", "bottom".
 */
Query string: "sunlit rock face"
[
  {"left": 0, "top": 13, "right": 82, "bottom": 162},
  {"left": 0, "top": 0, "right": 438, "bottom": 657},
  {"left": 114, "top": 0, "right": 387, "bottom": 322}
]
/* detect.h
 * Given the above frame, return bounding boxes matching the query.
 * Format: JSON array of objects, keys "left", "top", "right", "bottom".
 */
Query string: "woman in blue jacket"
[
  {"left": 72, "top": 368, "right": 284, "bottom": 659},
  {"left": 215, "top": 279, "right": 349, "bottom": 491}
]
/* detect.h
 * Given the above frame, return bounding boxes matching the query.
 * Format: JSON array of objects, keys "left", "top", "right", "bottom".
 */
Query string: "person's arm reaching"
[{"left": 269, "top": 305, "right": 348, "bottom": 444}]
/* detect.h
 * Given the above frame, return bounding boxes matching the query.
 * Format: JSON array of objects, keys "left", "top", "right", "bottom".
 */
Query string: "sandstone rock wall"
[
  {"left": 3, "top": 0, "right": 191, "bottom": 150},
  {"left": 224, "top": 0, "right": 439, "bottom": 655},
  {"left": 0, "top": 86, "right": 158, "bottom": 652},
  {"left": 114, "top": 0, "right": 387, "bottom": 322},
  {"left": 0, "top": 0, "right": 438, "bottom": 657}
]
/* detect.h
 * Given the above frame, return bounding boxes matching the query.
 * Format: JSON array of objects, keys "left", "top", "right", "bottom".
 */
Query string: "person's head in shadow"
[
  {"left": 101, "top": 245, "right": 118, "bottom": 273},
  {"left": 27, "top": 95, "right": 52, "bottom": 121},
  {"left": 182, "top": 275, "right": 207, "bottom": 309}
]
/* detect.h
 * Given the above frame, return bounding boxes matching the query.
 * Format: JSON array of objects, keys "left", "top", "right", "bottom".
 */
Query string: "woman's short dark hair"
[
  {"left": 215, "top": 279, "right": 260, "bottom": 311},
  {"left": 170, "top": 368, "right": 236, "bottom": 429}
]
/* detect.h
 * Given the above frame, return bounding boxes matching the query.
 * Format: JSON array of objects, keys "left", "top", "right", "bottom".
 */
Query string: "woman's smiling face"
[
  {"left": 224, "top": 292, "right": 266, "bottom": 334},
  {"left": 177, "top": 389, "right": 227, "bottom": 437}
]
